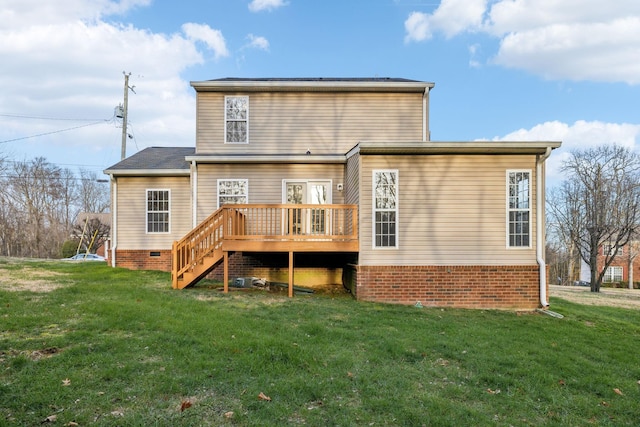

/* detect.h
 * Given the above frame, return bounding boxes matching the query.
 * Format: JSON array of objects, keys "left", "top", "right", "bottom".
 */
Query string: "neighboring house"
[
  {"left": 104, "top": 78, "right": 561, "bottom": 309},
  {"left": 589, "top": 241, "right": 640, "bottom": 286}
]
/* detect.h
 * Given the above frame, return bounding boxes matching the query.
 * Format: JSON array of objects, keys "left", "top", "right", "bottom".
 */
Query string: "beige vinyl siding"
[
  {"left": 116, "top": 176, "right": 192, "bottom": 250},
  {"left": 358, "top": 154, "right": 538, "bottom": 266},
  {"left": 196, "top": 92, "right": 424, "bottom": 154},
  {"left": 196, "top": 163, "right": 345, "bottom": 222},
  {"left": 344, "top": 154, "right": 360, "bottom": 206}
]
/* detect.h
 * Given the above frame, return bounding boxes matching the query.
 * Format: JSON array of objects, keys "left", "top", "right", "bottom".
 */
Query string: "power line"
[
  {"left": 0, "top": 174, "right": 109, "bottom": 182},
  {"left": 0, "top": 113, "right": 110, "bottom": 122},
  {"left": 0, "top": 120, "right": 110, "bottom": 144}
]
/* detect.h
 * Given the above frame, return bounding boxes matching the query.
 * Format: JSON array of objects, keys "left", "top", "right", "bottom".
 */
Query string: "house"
[
  {"left": 580, "top": 241, "right": 640, "bottom": 287},
  {"left": 104, "top": 77, "right": 561, "bottom": 309}
]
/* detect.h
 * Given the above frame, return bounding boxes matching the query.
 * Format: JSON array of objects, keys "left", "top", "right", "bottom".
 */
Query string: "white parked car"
[{"left": 62, "top": 253, "right": 106, "bottom": 261}]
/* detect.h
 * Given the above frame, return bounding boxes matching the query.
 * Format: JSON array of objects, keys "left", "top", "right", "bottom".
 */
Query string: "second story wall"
[{"left": 195, "top": 91, "right": 425, "bottom": 155}]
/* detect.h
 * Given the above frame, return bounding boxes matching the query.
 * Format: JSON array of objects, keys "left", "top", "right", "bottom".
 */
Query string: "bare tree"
[
  {"left": 622, "top": 237, "right": 640, "bottom": 289},
  {"left": 73, "top": 215, "right": 110, "bottom": 254},
  {"left": 78, "top": 169, "right": 110, "bottom": 213},
  {"left": 2, "top": 158, "right": 79, "bottom": 258},
  {"left": 549, "top": 145, "right": 640, "bottom": 292},
  {"left": 548, "top": 145, "right": 640, "bottom": 292}
]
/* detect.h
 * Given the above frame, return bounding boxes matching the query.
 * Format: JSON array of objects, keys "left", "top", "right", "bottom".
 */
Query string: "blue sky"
[{"left": 1, "top": 0, "right": 639, "bottom": 187}]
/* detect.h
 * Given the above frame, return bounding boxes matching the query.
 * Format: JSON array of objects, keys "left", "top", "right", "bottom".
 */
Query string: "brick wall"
[
  {"left": 353, "top": 265, "right": 545, "bottom": 309},
  {"left": 115, "top": 249, "right": 172, "bottom": 272}
]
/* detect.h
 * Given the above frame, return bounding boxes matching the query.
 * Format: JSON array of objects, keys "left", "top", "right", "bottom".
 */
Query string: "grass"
[{"left": 1, "top": 258, "right": 639, "bottom": 426}]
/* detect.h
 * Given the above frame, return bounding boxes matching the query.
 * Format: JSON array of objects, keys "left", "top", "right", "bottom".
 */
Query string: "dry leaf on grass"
[
  {"left": 62, "top": 378, "right": 71, "bottom": 386},
  {"left": 258, "top": 392, "right": 271, "bottom": 401},
  {"left": 180, "top": 400, "right": 192, "bottom": 412},
  {"left": 42, "top": 414, "right": 57, "bottom": 423},
  {"left": 613, "top": 388, "right": 624, "bottom": 396},
  {"left": 224, "top": 411, "right": 234, "bottom": 418}
]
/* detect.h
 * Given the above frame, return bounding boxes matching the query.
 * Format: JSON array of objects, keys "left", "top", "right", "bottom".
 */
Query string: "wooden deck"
[{"left": 172, "top": 204, "right": 358, "bottom": 294}]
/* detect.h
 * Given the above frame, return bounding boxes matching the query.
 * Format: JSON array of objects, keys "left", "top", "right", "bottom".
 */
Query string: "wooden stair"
[
  {"left": 174, "top": 256, "right": 222, "bottom": 290},
  {"left": 172, "top": 207, "right": 229, "bottom": 289}
]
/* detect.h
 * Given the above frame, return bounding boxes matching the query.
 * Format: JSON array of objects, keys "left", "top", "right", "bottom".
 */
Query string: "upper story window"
[
  {"left": 225, "top": 96, "right": 248, "bottom": 144},
  {"left": 373, "top": 170, "right": 398, "bottom": 248},
  {"left": 507, "top": 170, "right": 531, "bottom": 248},
  {"left": 603, "top": 244, "right": 623, "bottom": 256},
  {"left": 147, "top": 189, "right": 170, "bottom": 233},
  {"left": 217, "top": 179, "right": 248, "bottom": 207}
]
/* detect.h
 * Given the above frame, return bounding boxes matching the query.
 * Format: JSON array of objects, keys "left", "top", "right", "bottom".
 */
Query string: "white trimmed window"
[
  {"left": 373, "top": 170, "right": 398, "bottom": 248},
  {"left": 217, "top": 179, "right": 248, "bottom": 207},
  {"left": 603, "top": 244, "right": 623, "bottom": 256},
  {"left": 146, "top": 189, "right": 170, "bottom": 233},
  {"left": 507, "top": 170, "right": 531, "bottom": 248},
  {"left": 225, "top": 96, "right": 248, "bottom": 144},
  {"left": 604, "top": 266, "right": 623, "bottom": 283}
]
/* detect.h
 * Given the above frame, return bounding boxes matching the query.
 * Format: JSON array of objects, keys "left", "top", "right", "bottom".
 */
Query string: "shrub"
[{"left": 60, "top": 239, "right": 80, "bottom": 258}]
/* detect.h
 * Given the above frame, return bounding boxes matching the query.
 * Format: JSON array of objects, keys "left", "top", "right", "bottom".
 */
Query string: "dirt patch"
[
  {"left": 0, "top": 264, "right": 68, "bottom": 293},
  {"left": 0, "top": 347, "right": 61, "bottom": 362},
  {"left": 550, "top": 285, "right": 640, "bottom": 310}
]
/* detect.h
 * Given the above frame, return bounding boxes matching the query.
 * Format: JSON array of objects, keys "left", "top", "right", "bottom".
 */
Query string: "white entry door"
[{"left": 284, "top": 181, "right": 331, "bottom": 235}]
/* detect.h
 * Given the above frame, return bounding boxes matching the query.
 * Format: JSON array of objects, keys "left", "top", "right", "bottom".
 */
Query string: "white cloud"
[
  {"left": 245, "top": 34, "right": 270, "bottom": 51},
  {"left": 248, "top": 0, "right": 288, "bottom": 13},
  {"left": 491, "top": 120, "right": 640, "bottom": 184},
  {"left": 0, "top": 0, "right": 151, "bottom": 28},
  {"left": 404, "top": 12, "right": 431, "bottom": 42},
  {"left": 405, "top": 0, "right": 640, "bottom": 84},
  {"left": 0, "top": 1, "right": 228, "bottom": 175},
  {"left": 182, "top": 23, "right": 229, "bottom": 59},
  {"left": 493, "top": 17, "right": 640, "bottom": 84},
  {"left": 404, "top": 0, "right": 487, "bottom": 42}
]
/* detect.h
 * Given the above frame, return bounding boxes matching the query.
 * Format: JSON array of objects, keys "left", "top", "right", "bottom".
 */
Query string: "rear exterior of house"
[{"left": 105, "top": 78, "right": 561, "bottom": 309}]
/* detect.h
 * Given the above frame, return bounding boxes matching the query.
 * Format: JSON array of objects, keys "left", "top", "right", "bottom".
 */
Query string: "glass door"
[
  {"left": 286, "top": 182, "right": 306, "bottom": 235},
  {"left": 284, "top": 181, "right": 331, "bottom": 236}
]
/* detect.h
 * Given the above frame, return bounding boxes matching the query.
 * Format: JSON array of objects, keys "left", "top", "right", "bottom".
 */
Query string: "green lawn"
[{"left": 1, "top": 258, "right": 639, "bottom": 426}]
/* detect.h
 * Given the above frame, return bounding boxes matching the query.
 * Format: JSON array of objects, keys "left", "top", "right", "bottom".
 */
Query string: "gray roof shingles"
[{"left": 105, "top": 146, "right": 194, "bottom": 172}]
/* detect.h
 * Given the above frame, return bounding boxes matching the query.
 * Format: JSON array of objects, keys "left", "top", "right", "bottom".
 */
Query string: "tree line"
[
  {"left": 0, "top": 155, "right": 110, "bottom": 259},
  {"left": 547, "top": 144, "right": 640, "bottom": 292}
]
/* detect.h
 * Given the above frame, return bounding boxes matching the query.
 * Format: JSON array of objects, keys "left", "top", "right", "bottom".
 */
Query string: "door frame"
[{"left": 282, "top": 179, "right": 333, "bottom": 235}]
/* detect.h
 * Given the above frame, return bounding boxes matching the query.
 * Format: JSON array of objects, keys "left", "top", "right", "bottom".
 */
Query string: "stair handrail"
[{"left": 172, "top": 207, "right": 226, "bottom": 288}]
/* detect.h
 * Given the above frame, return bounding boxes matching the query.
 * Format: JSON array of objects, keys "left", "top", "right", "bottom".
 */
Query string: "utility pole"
[{"left": 119, "top": 72, "right": 134, "bottom": 160}]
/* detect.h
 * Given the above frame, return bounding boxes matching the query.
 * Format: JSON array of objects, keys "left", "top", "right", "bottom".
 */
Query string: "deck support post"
[
  {"left": 171, "top": 241, "right": 178, "bottom": 289},
  {"left": 223, "top": 251, "right": 229, "bottom": 294},
  {"left": 288, "top": 251, "right": 294, "bottom": 298}
]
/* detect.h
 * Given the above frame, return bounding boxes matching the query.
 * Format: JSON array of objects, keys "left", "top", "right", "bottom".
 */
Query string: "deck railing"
[{"left": 172, "top": 204, "right": 358, "bottom": 288}]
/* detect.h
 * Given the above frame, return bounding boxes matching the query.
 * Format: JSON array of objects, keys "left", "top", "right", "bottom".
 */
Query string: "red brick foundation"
[
  {"left": 115, "top": 249, "right": 172, "bottom": 272},
  {"left": 352, "top": 265, "right": 545, "bottom": 309}
]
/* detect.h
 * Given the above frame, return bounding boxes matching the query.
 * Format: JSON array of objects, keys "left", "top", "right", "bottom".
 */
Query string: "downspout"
[
  {"left": 422, "top": 87, "right": 430, "bottom": 141},
  {"left": 110, "top": 178, "right": 117, "bottom": 267},
  {"left": 537, "top": 147, "right": 552, "bottom": 307},
  {"left": 191, "top": 160, "right": 198, "bottom": 227}
]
